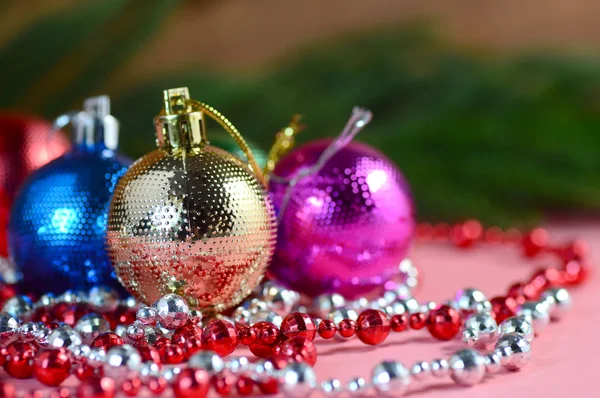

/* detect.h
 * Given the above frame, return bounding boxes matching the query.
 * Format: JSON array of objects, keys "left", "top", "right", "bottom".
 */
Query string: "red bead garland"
[
  {"left": 356, "top": 309, "right": 390, "bottom": 345},
  {"left": 426, "top": 305, "right": 461, "bottom": 341}
]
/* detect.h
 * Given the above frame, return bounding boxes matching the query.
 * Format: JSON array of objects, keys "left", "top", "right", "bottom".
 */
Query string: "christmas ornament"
[
  {"left": 268, "top": 108, "right": 415, "bottom": 298},
  {"left": 0, "top": 114, "right": 69, "bottom": 258},
  {"left": 8, "top": 96, "right": 131, "bottom": 296},
  {"left": 107, "top": 87, "right": 276, "bottom": 312}
]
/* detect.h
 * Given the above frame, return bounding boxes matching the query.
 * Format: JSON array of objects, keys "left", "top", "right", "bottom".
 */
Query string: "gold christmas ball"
[{"left": 107, "top": 88, "right": 276, "bottom": 312}]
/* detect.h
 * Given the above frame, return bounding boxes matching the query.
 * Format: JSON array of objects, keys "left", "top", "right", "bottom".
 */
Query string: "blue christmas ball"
[{"left": 7, "top": 96, "right": 131, "bottom": 296}]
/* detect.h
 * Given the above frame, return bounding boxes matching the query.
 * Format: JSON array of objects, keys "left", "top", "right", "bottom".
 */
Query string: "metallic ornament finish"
[
  {"left": 0, "top": 114, "right": 70, "bottom": 258},
  {"left": 371, "top": 360, "right": 410, "bottom": 395},
  {"left": 269, "top": 139, "right": 414, "bottom": 298},
  {"left": 498, "top": 316, "right": 535, "bottom": 342},
  {"left": 107, "top": 88, "right": 276, "bottom": 311},
  {"left": 494, "top": 332, "right": 532, "bottom": 371},
  {"left": 8, "top": 98, "right": 130, "bottom": 295},
  {"left": 449, "top": 349, "right": 486, "bottom": 386},
  {"left": 462, "top": 311, "right": 498, "bottom": 348},
  {"left": 0, "top": 311, "right": 20, "bottom": 345}
]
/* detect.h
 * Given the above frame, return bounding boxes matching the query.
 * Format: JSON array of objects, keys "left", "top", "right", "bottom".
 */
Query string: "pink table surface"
[{"left": 3, "top": 219, "right": 599, "bottom": 397}]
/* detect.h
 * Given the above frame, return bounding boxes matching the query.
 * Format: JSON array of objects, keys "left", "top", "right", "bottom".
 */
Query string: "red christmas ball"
[
  {"left": 91, "top": 333, "right": 124, "bottom": 350},
  {"left": 280, "top": 312, "right": 317, "bottom": 341},
  {"left": 4, "top": 341, "right": 37, "bottom": 379},
  {"left": 0, "top": 114, "right": 69, "bottom": 257},
  {"left": 426, "top": 305, "right": 462, "bottom": 341},
  {"left": 202, "top": 320, "right": 238, "bottom": 357},
  {"left": 173, "top": 368, "right": 210, "bottom": 398},
  {"left": 33, "top": 350, "right": 71, "bottom": 386},
  {"left": 356, "top": 309, "right": 390, "bottom": 345},
  {"left": 280, "top": 337, "right": 317, "bottom": 366}
]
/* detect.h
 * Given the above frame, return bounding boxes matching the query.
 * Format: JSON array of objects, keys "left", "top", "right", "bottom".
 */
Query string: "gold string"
[{"left": 264, "top": 115, "right": 305, "bottom": 182}]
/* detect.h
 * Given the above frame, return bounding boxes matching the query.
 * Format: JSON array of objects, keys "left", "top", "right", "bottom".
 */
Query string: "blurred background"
[{"left": 2, "top": 0, "right": 600, "bottom": 227}]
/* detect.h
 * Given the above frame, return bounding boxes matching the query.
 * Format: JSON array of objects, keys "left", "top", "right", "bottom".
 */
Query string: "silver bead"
[
  {"left": 383, "top": 300, "right": 408, "bottom": 317},
  {"left": 411, "top": 361, "right": 431, "bottom": 381},
  {"left": 261, "top": 281, "right": 300, "bottom": 315},
  {"left": 329, "top": 308, "right": 358, "bottom": 324},
  {"left": 250, "top": 359, "right": 275, "bottom": 382},
  {"left": 346, "top": 377, "right": 368, "bottom": 396},
  {"left": 247, "top": 298, "right": 268, "bottom": 314},
  {"left": 34, "top": 325, "right": 52, "bottom": 346},
  {"left": 189, "top": 350, "right": 225, "bottom": 373},
  {"left": 153, "top": 293, "right": 189, "bottom": 329},
  {"left": 75, "top": 313, "right": 110, "bottom": 341},
  {"left": 105, "top": 344, "right": 142, "bottom": 373},
  {"left": 18, "top": 321, "right": 40, "bottom": 341},
  {"left": 233, "top": 307, "right": 251, "bottom": 324},
  {"left": 484, "top": 352, "right": 502, "bottom": 374},
  {"left": 420, "top": 301, "right": 437, "bottom": 314},
  {"left": 398, "top": 258, "right": 419, "bottom": 290},
  {"left": 2, "top": 295, "right": 32, "bottom": 318},
  {"left": 430, "top": 359, "right": 450, "bottom": 378},
  {"left": 139, "top": 362, "right": 161, "bottom": 382},
  {"left": 494, "top": 332, "right": 532, "bottom": 371},
  {"left": 498, "top": 316, "right": 534, "bottom": 342},
  {"left": 161, "top": 366, "right": 182, "bottom": 384},
  {"left": 88, "top": 286, "right": 119, "bottom": 312},
  {"left": 86, "top": 347, "right": 107, "bottom": 367},
  {"left": 280, "top": 362, "right": 317, "bottom": 397},
  {"left": 136, "top": 306, "right": 157, "bottom": 325},
  {"left": 388, "top": 283, "right": 412, "bottom": 301},
  {"left": 58, "top": 290, "right": 85, "bottom": 303},
  {"left": 47, "top": 327, "right": 83, "bottom": 349},
  {"left": 461, "top": 329, "right": 478, "bottom": 347},
  {"left": 126, "top": 321, "right": 145, "bottom": 341},
  {"left": 314, "top": 293, "right": 346, "bottom": 318},
  {"left": 226, "top": 356, "right": 250, "bottom": 373},
  {"left": 449, "top": 349, "right": 486, "bottom": 386},
  {"left": 454, "top": 288, "right": 491, "bottom": 313},
  {"left": 321, "top": 379, "right": 342, "bottom": 396},
  {"left": 462, "top": 312, "right": 498, "bottom": 348},
  {"left": 35, "top": 293, "right": 56, "bottom": 308},
  {"left": 189, "top": 309, "right": 203, "bottom": 324},
  {"left": 540, "top": 287, "right": 571, "bottom": 320},
  {"left": 71, "top": 344, "right": 91, "bottom": 362},
  {"left": 0, "top": 311, "right": 20, "bottom": 345},
  {"left": 517, "top": 301, "right": 550, "bottom": 335},
  {"left": 349, "top": 297, "right": 370, "bottom": 312},
  {"left": 371, "top": 360, "right": 411, "bottom": 395},
  {"left": 122, "top": 296, "right": 138, "bottom": 309},
  {"left": 115, "top": 324, "right": 127, "bottom": 337},
  {"left": 399, "top": 298, "right": 420, "bottom": 314},
  {"left": 142, "top": 326, "right": 164, "bottom": 345}
]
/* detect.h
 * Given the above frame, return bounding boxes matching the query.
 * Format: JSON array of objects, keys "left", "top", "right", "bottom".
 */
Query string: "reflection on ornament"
[
  {"left": 107, "top": 87, "right": 276, "bottom": 312},
  {"left": 0, "top": 114, "right": 69, "bottom": 258},
  {"left": 8, "top": 96, "right": 130, "bottom": 295},
  {"left": 268, "top": 108, "right": 415, "bottom": 298}
]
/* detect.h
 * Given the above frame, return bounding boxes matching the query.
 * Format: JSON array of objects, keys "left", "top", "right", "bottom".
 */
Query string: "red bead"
[
  {"left": 484, "top": 226, "right": 504, "bottom": 244},
  {"left": 77, "top": 376, "right": 116, "bottom": 398},
  {"left": 504, "top": 228, "right": 522, "bottom": 244},
  {"left": 214, "top": 374, "right": 234, "bottom": 396},
  {"left": 184, "top": 336, "right": 203, "bottom": 356},
  {"left": 249, "top": 343, "right": 277, "bottom": 358},
  {"left": 390, "top": 314, "right": 409, "bottom": 332},
  {"left": 164, "top": 345, "right": 185, "bottom": 364},
  {"left": 507, "top": 282, "right": 533, "bottom": 303},
  {"left": 33, "top": 350, "right": 71, "bottom": 386},
  {"left": 236, "top": 375, "right": 254, "bottom": 396},
  {"left": 555, "top": 240, "right": 589, "bottom": 262},
  {"left": 0, "top": 347, "right": 7, "bottom": 366},
  {"left": 427, "top": 305, "right": 461, "bottom": 341},
  {"left": 317, "top": 319, "right": 337, "bottom": 339},
  {"left": 172, "top": 323, "right": 203, "bottom": 346},
  {"left": 137, "top": 345, "right": 162, "bottom": 364},
  {"left": 356, "top": 309, "right": 390, "bottom": 345},
  {"left": 238, "top": 326, "right": 257, "bottom": 345},
  {"left": 0, "top": 381, "right": 15, "bottom": 398},
  {"left": 74, "top": 363, "right": 96, "bottom": 382},
  {"left": 490, "top": 296, "right": 517, "bottom": 324},
  {"left": 148, "top": 377, "right": 168, "bottom": 394},
  {"left": 451, "top": 219, "right": 482, "bottom": 248},
  {"left": 338, "top": 319, "right": 356, "bottom": 338},
  {"left": 106, "top": 305, "right": 135, "bottom": 330},
  {"left": 121, "top": 377, "right": 141, "bottom": 397},
  {"left": 280, "top": 312, "right": 317, "bottom": 341},
  {"left": 173, "top": 368, "right": 210, "bottom": 398},
  {"left": 409, "top": 313, "right": 426, "bottom": 330},
  {"left": 0, "top": 284, "right": 18, "bottom": 309},
  {"left": 53, "top": 303, "right": 90, "bottom": 327},
  {"left": 49, "top": 388, "right": 71, "bottom": 398},
  {"left": 154, "top": 337, "right": 172, "bottom": 357},
  {"left": 415, "top": 223, "right": 434, "bottom": 241},
  {"left": 4, "top": 341, "right": 37, "bottom": 379},
  {"left": 563, "top": 259, "right": 590, "bottom": 285},
  {"left": 433, "top": 223, "right": 451, "bottom": 240},
  {"left": 259, "top": 377, "right": 279, "bottom": 395},
  {"left": 256, "top": 323, "right": 281, "bottom": 346},
  {"left": 528, "top": 268, "right": 551, "bottom": 294},
  {"left": 31, "top": 308, "right": 54, "bottom": 325},
  {"left": 202, "top": 320, "right": 238, "bottom": 357},
  {"left": 522, "top": 228, "right": 550, "bottom": 257},
  {"left": 90, "top": 333, "right": 124, "bottom": 351},
  {"left": 280, "top": 337, "right": 317, "bottom": 366}
]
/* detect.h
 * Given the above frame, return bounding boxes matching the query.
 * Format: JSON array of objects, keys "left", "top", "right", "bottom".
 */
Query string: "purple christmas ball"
[{"left": 268, "top": 139, "right": 415, "bottom": 298}]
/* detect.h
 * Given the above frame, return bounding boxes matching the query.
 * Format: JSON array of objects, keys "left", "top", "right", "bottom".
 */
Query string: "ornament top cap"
[
  {"left": 154, "top": 87, "right": 206, "bottom": 150},
  {"left": 54, "top": 95, "right": 119, "bottom": 152}
]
